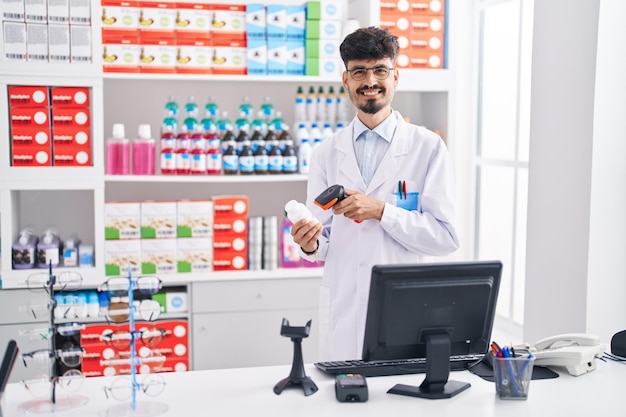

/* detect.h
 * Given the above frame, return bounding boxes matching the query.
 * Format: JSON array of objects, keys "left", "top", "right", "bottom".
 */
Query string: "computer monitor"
[{"left": 362, "top": 260, "right": 502, "bottom": 399}]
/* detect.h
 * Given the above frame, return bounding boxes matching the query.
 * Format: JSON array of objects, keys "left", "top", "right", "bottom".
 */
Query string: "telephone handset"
[{"left": 527, "top": 333, "right": 605, "bottom": 376}]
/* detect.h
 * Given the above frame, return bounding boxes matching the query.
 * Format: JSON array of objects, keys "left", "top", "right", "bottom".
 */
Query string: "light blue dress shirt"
[{"left": 352, "top": 112, "right": 397, "bottom": 185}]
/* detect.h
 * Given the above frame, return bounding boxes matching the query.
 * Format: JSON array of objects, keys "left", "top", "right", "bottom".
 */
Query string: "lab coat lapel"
[
  {"left": 366, "top": 117, "right": 409, "bottom": 194},
  {"left": 335, "top": 126, "right": 365, "bottom": 189}
]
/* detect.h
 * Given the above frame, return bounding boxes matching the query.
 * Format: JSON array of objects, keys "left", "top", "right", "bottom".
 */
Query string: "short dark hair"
[{"left": 339, "top": 26, "right": 399, "bottom": 68}]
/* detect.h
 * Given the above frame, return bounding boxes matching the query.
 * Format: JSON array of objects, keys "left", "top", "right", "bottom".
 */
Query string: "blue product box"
[
  {"left": 267, "top": 4, "right": 287, "bottom": 40},
  {"left": 247, "top": 38, "right": 268, "bottom": 75},
  {"left": 267, "top": 40, "right": 287, "bottom": 75},
  {"left": 246, "top": 3, "right": 266, "bottom": 40},
  {"left": 286, "top": 40, "right": 305, "bottom": 76},
  {"left": 286, "top": 4, "right": 306, "bottom": 40}
]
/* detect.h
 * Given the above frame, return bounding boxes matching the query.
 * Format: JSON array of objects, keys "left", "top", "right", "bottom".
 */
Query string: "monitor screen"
[{"left": 362, "top": 260, "right": 502, "bottom": 399}]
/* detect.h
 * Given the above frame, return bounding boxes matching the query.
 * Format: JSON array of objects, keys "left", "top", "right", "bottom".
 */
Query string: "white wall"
[{"left": 524, "top": 0, "right": 626, "bottom": 343}]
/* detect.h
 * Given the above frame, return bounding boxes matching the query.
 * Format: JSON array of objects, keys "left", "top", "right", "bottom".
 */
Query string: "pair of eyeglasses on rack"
[
  {"left": 21, "top": 342, "right": 85, "bottom": 369},
  {"left": 100, "top": 327, "right": 169, "bottom": 350},
  {"left": 99, "top": 276, "right": 162, "bottom": 296},
  {"left": 99, "top": 276, "right": 163, "bottom": 323},
  {"left": 103, "top": 374, "right": 166, "bottom": 402},
  {"left": 19, "top": 322, "right": 85, "bottom": 342},
  {"left": 22, "top": 369, "right": 85, "bottom": 398},
  {"left": 24, "top": 271, "right": 83, "bottom": 293}
]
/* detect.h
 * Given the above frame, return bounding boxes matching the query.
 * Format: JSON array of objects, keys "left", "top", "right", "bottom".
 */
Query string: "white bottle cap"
[
  {"left": 112, "top": 123, "right": 125, "bottom": 138},
  {"left": 138, "top": 124, "right": 151, "bottom": 139}
]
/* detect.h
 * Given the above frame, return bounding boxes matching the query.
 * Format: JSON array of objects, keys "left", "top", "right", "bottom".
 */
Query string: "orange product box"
[
  {"left": 102, "top": 34, "right": 141, "bottom": 73},
  {"left": 409, "top": 50, "right": 444, "bottom": 69},
  {"left": 213, "top": 217, "right": 248, "bottom": 236},
  {"left": 175, "top": 0, "right": 211, "bottom": 42},
  {"left": 409, "top": 32, "right": 444, "bottom": 52},
  {"left": 9, "top": 106, "right": 50, "bottom": 127},
  {"left": 379, "top": 13, "right": 411, "bottom": 37},
  {"left": 410, "top": 0, "right": 445, "bottom": 15},
  {"left": 137, "top": 0, "right": 176, "bottom": 40},
  {"left": 174, "top": 44, "right": 213, "bottom": 75},
  {"left": 8, "top": 85, "right": 49, "bottom": 106},
  {"left": 10, "top": 125, "right": 50, "bottom": 146},
  {"left": 11, "top": 144, "right": 52, "bottom": 166},
  {"left": 50, "top": 87, "right": 90, "bottom": 107},
  {"left": 213, "top": 252, "right": 248, "bottom": 271},
  {"left": 213, "top": 235, "right": 248, "bottom": 253},
  {"left": 52, "top": 125, "right": 90, "bottom": 147},
  {"left": 52, "top": 146, "right": 91, "bottom": 166},
  {"left": 410, "top": 14, "right": 445, "bottom": 33},
  {"left": 51, "top": 106, "right": 90, "bottom": 127},
  {"left": 210, "top": 39, "right": 247, "bottom": 75},
  {"left": 380, "top": 0, "right": 412, "bottom": 15},
  {"left": 209, "top": 3, "right": 246, "bottom": 41},
  {"left": 138, "top": 36, "right": 177, "bottom": 73},
  {"left": 101, "top": 0, "right": 140, "bottom": 38},
  {"left": 212, "top": 195, "right": 249, "bottom": 218}
]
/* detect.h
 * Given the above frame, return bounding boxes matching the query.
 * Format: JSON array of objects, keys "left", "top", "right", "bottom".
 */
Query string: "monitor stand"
[{"left": 387, "top": 333, "right": 471, "bottom": 399}]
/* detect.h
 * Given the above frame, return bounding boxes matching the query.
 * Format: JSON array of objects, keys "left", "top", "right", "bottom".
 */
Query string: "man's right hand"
[{"left": 290, "top": 219, "right": 323, "bottom": 253}]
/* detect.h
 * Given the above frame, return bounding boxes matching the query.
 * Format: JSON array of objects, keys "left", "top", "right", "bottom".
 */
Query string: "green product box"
[{"left": 153, "top": 292, "right": 167, "bottom": 313}]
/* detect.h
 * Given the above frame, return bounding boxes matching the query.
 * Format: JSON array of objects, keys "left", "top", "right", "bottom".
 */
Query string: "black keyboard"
[{"left": 314, "top": 354, "right": 484, "bottom": 377}]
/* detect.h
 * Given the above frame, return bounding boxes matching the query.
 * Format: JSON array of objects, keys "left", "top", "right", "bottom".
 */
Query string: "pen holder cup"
[{"left": 493, "top": 354, "right": 535, "bottom": 400}]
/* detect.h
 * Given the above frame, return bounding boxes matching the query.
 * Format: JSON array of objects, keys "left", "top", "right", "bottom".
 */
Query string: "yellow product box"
[
  {"left": 104, "top": 239, "right": 141, "bottom": 276},
  {"left": 177, "top": 200, "right": 213, "bottom": 238},
  {"left": 141, "top": 200, "right": 177, "bottom": 239},
  {"left": 105, "top": 202, "right": 141, "bottom": 240},
  {"left": 177, "top": 237, "right": 212, "bottom": 273},
  {"left": 141, "top": 238, "right": 177, "bottom": 275}
]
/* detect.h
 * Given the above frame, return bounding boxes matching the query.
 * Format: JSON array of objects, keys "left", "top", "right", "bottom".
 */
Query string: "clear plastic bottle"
[
  {"left": 270, "top": 110, "right": 285, "bottom": 133},
  {"left": 162, "top": 96, "right": 179, "bottom": 137},
  {"left": 183, "top": 95, "right": 199, "bottom": 127},
  {"left": 216, "top": 111, "right": 232, "bottom": 139},
  {"left": 251, "top": 110, "right": 268, "bottom": 136},
  {"left": 204, "top": 96, "right": 219, "bottom": 119},
  {"left": 280, "top": 216, "right": 302, "bottom": 268},
  {"left": 260, "top": 96, "right": 275, "bottom": 124},
  {"left": 160, "top": 125, "right": 177, "bottom": 175},
  {"left": 298, "top": 137, "right": 312, "bottom": 174},
  {"left": 234, "top": 110, "right": 250, "bottom": 136},
  {"left": 105, "top": 123, "right": 130, "bottom": 175},
  {"left": 239, "top": 96, "right": 254, "bottom": 121},
  {"left": 133, "top": 124, "right": 156, "bottom": 175}
]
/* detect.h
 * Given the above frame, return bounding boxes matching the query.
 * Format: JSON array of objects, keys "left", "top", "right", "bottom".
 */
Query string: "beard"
[{"left": 355, "top": 86, "right": 387, "bottom": 114}]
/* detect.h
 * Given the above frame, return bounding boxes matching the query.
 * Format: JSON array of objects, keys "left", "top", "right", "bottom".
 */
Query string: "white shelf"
[{"left": 105, "top": 174, "right": 309, "bottom": 184}]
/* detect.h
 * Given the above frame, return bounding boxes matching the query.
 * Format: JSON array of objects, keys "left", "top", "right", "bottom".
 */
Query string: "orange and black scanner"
[{"left": 314, "top": 185, "right": 347, "bottom": 210}]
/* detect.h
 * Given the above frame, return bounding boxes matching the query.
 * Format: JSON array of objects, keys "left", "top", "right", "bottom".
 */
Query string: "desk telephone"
[{"left": 516, "top": 333, "right": 605, "bottom": 376}]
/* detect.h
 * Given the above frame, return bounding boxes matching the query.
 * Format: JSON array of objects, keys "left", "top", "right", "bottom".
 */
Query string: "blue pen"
[
  {"left": 501, "top": 346, "right": 522, "bottom": 397},
  {"left": 516, "top": 353, "right": 533, "bottom": 380}
]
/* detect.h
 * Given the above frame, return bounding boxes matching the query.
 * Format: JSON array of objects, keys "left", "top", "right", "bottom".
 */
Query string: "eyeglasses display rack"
[
  {"left": 18, "top": 263, "right": 89, "bottom": 414},
  {"left": 99, "top": 269, "right": 168, "bottom": 417}
]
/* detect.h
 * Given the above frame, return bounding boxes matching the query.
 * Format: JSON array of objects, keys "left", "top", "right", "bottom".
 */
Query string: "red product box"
[
  {"left": 51, "top": 107, "right": 90, "bottom": 127},
  {"left": 409, "top": 50, "right": 444, "bottom": 69},
  {"left": 9, "top": 106, "right": 50, "bottom": 127},
  {"left": 213, "top": 235, "right": 248, "bottom": 253},
  {"left": 409, "top": 32, "right": 444, "bottom": 52},
  {"left": 410, "top": 0, "right": 446, "bottom": 15},
  {"left": 410, "top": 14, "right": 445, "bottom": 33},
  {"left": 213, "top": 251, "right": 248, "bottom": 271},
  {"left": 213, "top": 195, "right": 249, "bottom": 218},
  {"left": 209, "top": 3, "right": 246, "bottom": 42},
  {"left": 11, "top": 144, "right": 52, "bottom": 166},
  {"left": 379, "top": 14, "right": 411, "bottom": 37},
  {"left": 175, "top": 0, "right": 211, "bottom": 43},
  {"left": 52, "top": 147, "right": 92, "bottom": 166},
  {"left": 8, "top": 85, "right": 49, "bottom": 106},
  {"left": 52, "top": 125, "right": 90, "bottom": 147},
  {"left": 137, "top": 0, "right": 176, "bottom": 40},
  {"left": 50, "top": 87, "right": 90, "bottom": 107},
  {"left": 213, "top": 217, "right": 248, "bottom": 236},
  {"left": 10, "top": 125, "right": 50, "bottom": 146}
]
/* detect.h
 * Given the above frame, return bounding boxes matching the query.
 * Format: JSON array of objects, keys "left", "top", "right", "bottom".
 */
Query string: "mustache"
[{"left": 357, "top": 85, "right": 384, "bottom": 94}]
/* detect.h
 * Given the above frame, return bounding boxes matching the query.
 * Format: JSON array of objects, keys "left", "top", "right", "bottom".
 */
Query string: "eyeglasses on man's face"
[{"left": 346, "top": 65, "right": 395, "bottom": 81}]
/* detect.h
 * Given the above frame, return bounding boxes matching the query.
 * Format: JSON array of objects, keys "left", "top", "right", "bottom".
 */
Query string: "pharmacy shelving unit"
[{"left": 0, "top": 0, "right": 469, "bottom": 382}]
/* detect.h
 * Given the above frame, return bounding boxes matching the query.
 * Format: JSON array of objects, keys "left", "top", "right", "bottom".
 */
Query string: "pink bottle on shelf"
[
  {"left": 132, "top": 124, "right": 156, "bottom": 175},
  {"left": 105, "top": 123, "right": 130, "bottom": 175},
  {"left": 160, "top": 125, "right": 177, "bottom": 175},
  {"left": 205, "top": 130, "right": 222, "bottom": 175},
  {"left": 175, "top": 128, "right": 191, "bottom": 175},
  {"left": 190, "top": 131, "right": 207, "bottom": 175},
  {"left": 280, "top": 216, "right": 302, "bottom": 268}
]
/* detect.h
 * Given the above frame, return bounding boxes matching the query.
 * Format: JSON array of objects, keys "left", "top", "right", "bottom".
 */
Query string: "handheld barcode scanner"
[{"left": 314, "top": 185, "right": 347, "bottom": 210}]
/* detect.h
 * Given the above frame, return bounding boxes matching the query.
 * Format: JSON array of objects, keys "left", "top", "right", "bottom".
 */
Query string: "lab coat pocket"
[{"left": 394, "top": 191, "right": 419, "bottom": 211}]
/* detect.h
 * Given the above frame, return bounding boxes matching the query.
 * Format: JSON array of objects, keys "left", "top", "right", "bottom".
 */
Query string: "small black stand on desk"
[{"left": 273, "top": 318, "right": 318, "bottom": 397}]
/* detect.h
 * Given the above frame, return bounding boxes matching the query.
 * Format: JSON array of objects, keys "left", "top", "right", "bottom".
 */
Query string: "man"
[{"left": 291, "top": 27, "right": 459, "bottom": 361}]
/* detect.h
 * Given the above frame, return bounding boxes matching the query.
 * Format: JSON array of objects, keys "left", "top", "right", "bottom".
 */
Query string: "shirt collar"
[{"left": 352, "top": 111, "right": 398, "bottom": 143}]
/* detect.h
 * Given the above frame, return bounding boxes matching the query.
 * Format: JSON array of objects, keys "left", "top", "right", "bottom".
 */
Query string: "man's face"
[{"left": 342, "top": 58, "right": 398, "bottom": 115}]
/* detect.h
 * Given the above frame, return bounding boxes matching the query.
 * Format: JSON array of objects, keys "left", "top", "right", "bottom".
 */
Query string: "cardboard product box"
[
  {"left": 209, "top": 3, "right": 246, "bottom": 42},
  {"left": 174, "top": 0, "right": 211, "bottom": 44},
  {"left": 246, "top": 38, "right": 267, "bottom": 76},
  {"left": 286, "top": 5, "right": 306, "bottom": 40},
  {"left": 409, "top": 33, "right": 444, "bottom": 52},
  {"left": 140, "top": 238, "right": 177, "bottom": 275},
  {"left": 11, "top": 145, "right": 52, "bottom": 167},
  {"left": 410, "top": 0, "right": 446, "bottom": 16},
  {"left": 176, "top": 237, "right": 212, "bottom": 273},
  {"left": 8, "top": 85, "right": 50, "bottom": 107},
  {"left": 137, "top": 0, "right": 176, "bottom": 39},
  {"left": 9, "top": 106, "right": 50, "bottom": 128},
  {"left": 51, "top": 123, "right": 90, "bottom": 145},
  {"left": 267, "top": 39, "right": 286, "bottom": 76},
  {"left": 102, "top": 34, "right": 140, "bottom": 73},
  {"left": 305, "top": 19, "right": 341, "bottom": 40},
  {"left": 174, "top": 43, "right": 212, "bottom": 75},
  {"left": 24, "top": 0, "right": 47, "bottom": 23},
  {"left": 210, "top": 40, "right": 247, "bottom": 75},
  {"left": 47, "top": 0, "right": 69, "bottom": 23},
  {"left": 306, "top": 0, "right": 342, "bottom": 20},
  {"left": 177, "top": 199, "right": 213, "bottom": 238},
  {"left": 212, "top": 195, "right": 249, "bottom": 218},
  {"left": 10, "top": 125, "right": 50, "bottom": 146},
  {"left": 410, "top": 14, "right": 445, "bottom": 34},
  {"left": 213, "top": 235, "right": 247, "bottom": 253},
  {"left": 379, "top": 0, "right": 411, "bottom": 16},
  {"left": 104, "top": 201, "right": 141, "bottom": 240},
  {"left": 70, "top": 25, "right": 92, "bottom": 63},
  {"left": 213, "top": 251, "right": 247, "bottom": 271},
  {"left": 26, "top": 23, "right": 48, "bottom": 62},
  {"left": 266, "top": 4, "right": 286, "bottom": 40},
  {"left": 2, "top": 0, "right": 25, "bottom": 21},
  {"left": 69, "top": 0, "right": 91, "bottom": 25},
  {"left": 286, "top": 40, "right": 305, "bottom": 76},
  {"left": 245, "top": 3, "right": 266, "bottom": 40},
  {"left": 51, "top": 107, "right": 90, "bottom": 128},
  {"left": 3, "top": 21, "right": 27, "bottom": 61},
  {"left": 138, "top": 36, "right": 177, "bottom": 74},
  {"left": 305, "top": 56, "right": 341, "bottom": 77},
  {"left": 52, "top": 147, "right": 91, "bottom": 166},
  {"left": 104, "top": 239, "right": 141, "bottom": 276},
  {"left": 50, "top": 87, "right": 90, "bottom": 107},
  {"left": 101, "top": 0, "right": 139, "bottom": 38},
  {"left": 213, "top": 216, "right": 248, "bottom": 237},
  {"left": 409, "top": 50, "right": 443, "bottom": 69},
  {"left": 305, "top": 38, "right": 339, "bottom": 59},
  {"left": 379, "top": 14, "right": 411, "bottom": 38},
  {"left": 141, "top": 200, "right": 177, "bottom": 239}
]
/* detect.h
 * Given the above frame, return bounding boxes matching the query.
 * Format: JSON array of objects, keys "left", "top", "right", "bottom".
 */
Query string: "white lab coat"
[{"left": 301, "top": 111, "right": 459, "bottom": 361}]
